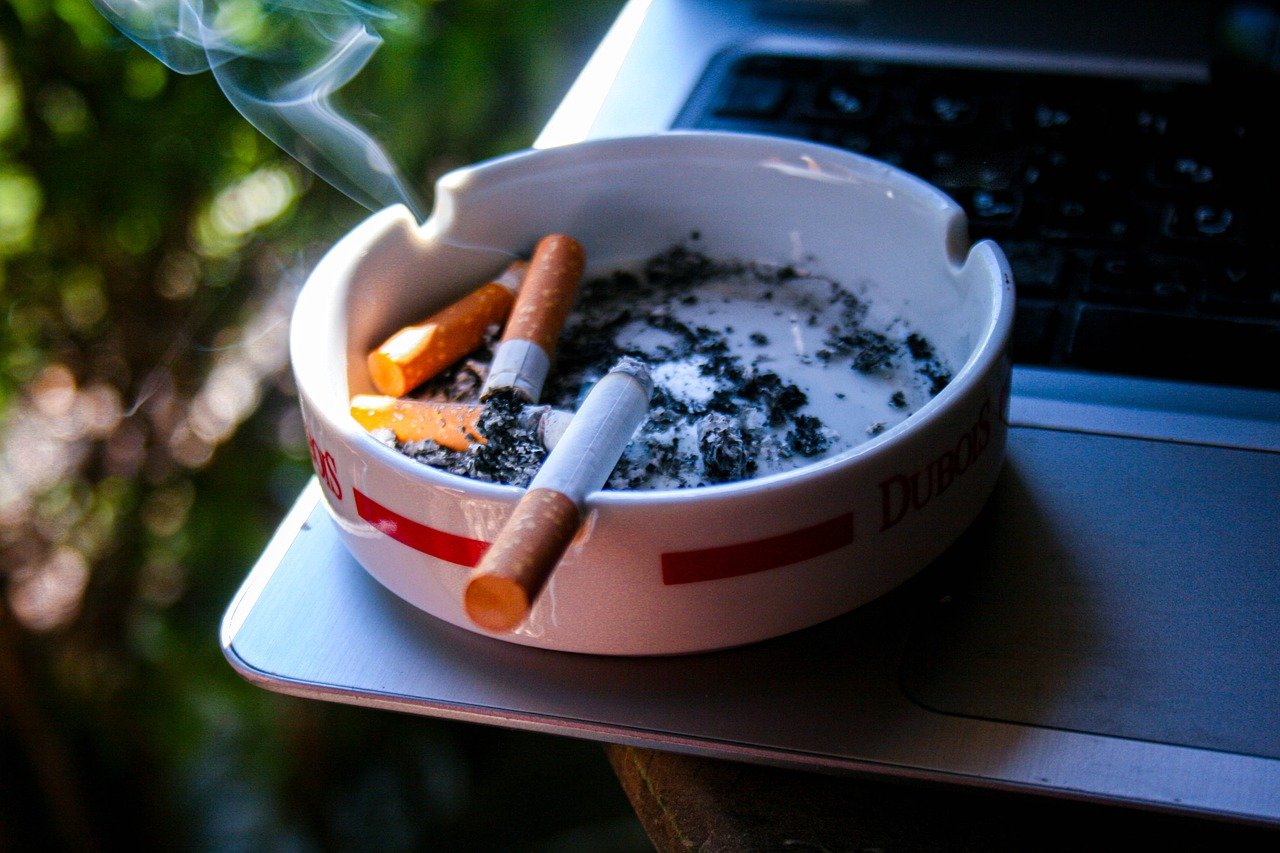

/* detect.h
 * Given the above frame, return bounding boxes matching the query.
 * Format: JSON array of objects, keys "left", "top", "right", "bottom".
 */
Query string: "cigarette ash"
[
  {"left": 377, "top": 387, "right": 549, "bottom": 487},
  {"left": 379, "top": 239, "right": 952, "bottom": 490},
  {"left": 537, "top": 239, "right": 952, "bottom": 489}
]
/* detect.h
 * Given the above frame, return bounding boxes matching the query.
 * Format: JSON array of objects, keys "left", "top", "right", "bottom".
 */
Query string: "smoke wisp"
[{"left": 94, "top": 0, "right": 425, "bottom": 219}]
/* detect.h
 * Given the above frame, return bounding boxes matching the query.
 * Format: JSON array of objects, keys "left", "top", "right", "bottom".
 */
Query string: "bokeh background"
[{"left": 0, "top": 1, "right": 651, "bottom": 848}]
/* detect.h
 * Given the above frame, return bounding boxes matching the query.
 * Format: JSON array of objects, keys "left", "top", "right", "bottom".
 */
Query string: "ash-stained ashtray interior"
[{"left": 386, "top": 238, "right": 958, "bottom": 491}]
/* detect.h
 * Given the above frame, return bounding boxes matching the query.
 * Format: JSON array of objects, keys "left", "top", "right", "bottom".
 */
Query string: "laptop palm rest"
[{"left": 900, "top": 426, "right": 1280, "bottom": 759}]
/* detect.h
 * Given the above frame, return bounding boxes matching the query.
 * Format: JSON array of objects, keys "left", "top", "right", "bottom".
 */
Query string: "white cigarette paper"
[
  {"left": 535, "top": 407, "right": 573, "bottom": 451},
  {"left": 483, "top": 338, "right": 551, "bottom": 402},
  {"left": 528, "top": 357, "right": 654, "bottom": 504}
]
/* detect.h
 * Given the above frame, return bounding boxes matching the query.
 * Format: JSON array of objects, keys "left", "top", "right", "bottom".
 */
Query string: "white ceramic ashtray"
[{"left": 291, "top": 132, "right": 1014, "bottom": 655}]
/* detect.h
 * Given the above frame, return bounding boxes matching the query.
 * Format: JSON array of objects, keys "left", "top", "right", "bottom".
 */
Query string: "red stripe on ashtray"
[
  {"left": 354, "top": 489, "right": 489, "bottom": 567},
  {"left": 661, "top": 512, "right": 854, "bottom": 585}
]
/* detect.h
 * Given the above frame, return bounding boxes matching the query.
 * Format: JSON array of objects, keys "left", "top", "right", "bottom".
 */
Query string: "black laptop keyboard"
[{"left": 675, "top": 55, "right": 1280, "bottom": 390}]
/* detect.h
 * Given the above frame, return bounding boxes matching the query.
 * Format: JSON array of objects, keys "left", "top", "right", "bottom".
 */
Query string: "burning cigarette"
[
  {"left": 350, "top": 394, "right": 571, "bottom": 452},
  {"left": 464, "top": 357, "right": 653, "bottom": 631},
  {"left": 367, "top": 260, "right": 528, "bottom": 397},
  {"left": 480, "top": 234, "right": 585, "bottom": 402}
]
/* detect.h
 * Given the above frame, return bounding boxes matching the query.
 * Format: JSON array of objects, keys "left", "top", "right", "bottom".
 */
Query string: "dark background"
[{"left": 0, "top": 1, "right": 651, "bottom": 848}]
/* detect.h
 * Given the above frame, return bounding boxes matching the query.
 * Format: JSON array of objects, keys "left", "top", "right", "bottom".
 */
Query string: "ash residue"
[
  {"left": 906, "top": 332, "right": 953, "bottom": 395},
  {"left": 739, "top": 373, "right": 807, "bottom": 426},
  {"left": 696, "top": 412, "right": 754, "bottom": 483},
  {"left": 829, "top": 328, "right": 899, "bottom": 373},
  {"left": 821, "top": 289, "right": 900, "bottom": 374},
  {"left": 788, "top": 414, "right": 832, "bottom": 456},
  {"left": 394, "top": 389, "right": 547, "bottom": 487},
  {"left": 387, "top": 239, "right": 951, "bottom": 489},
  {"left": 460, "top": 389, "right": 546, "bottom": 484},
  {"left": 539, "top": 243, "right": 843, "bottom": 489}
]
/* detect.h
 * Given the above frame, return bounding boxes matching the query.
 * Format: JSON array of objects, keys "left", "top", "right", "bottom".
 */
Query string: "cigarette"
[
  {"left": 350, "top": 395, "right": 484, "bottom": 451},
  {"left": 480, "top": 234, "right": 585, "bottom": 402},
  {"left": 464, "top": 357, "right": 653, "bottom": 631},
  {"left": 367, "top": 260, "right": 528, "bottom": 397},
  {"left": 350, "top": 395, "right": 572, "bottom": 452}
]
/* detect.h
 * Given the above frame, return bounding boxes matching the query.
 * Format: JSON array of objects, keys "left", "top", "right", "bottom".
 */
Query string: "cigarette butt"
[
  {"left": 351, "top": 395, "right": 574, "bottom": 452},
  {"left": 464, "top": 489, "right": 580, "bottom": 632},
  {"left": 465, "top": 357, "right": 652, "bottom": 631},
  {"left": 350, "top": 395, "right": 484, "bottom": 451},
  {"left": 481, "top": 234, "right": 585, "bottom": 401},
  {"left": 368, "top": 260, "right": 527, "bottom": 397}
]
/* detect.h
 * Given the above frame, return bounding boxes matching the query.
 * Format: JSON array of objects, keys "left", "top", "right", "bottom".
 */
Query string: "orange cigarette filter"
[
  {"left": 367, "top": 260, "right": 527, "bottom": 397},
  {"left": 350, "top": 395, "right": 483, "bottom": 452},
  {"left": 464, "top": 489, "right": 580, "bottom": 632},
  {"left": 503, "top": 235, "right": 584, "bottom": 356}
]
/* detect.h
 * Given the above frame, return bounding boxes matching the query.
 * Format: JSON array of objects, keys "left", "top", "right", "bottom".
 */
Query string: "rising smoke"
[{"left": 93, "top": 0, "right": 425, "bottom": 219}]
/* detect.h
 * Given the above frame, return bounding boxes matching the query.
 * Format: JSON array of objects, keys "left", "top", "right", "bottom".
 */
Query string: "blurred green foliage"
[{"left": 0, "top": 1, "right": 647, "bottom": 849}]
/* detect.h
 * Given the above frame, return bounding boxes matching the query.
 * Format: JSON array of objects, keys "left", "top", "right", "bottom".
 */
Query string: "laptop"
[{"left": 222, "top": 0, "right": 1280, "bottom": 828}]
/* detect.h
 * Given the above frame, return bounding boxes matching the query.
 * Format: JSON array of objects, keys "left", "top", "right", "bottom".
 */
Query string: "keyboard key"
[
  {"left": 1001, "top": 242, "right": 1070, "bottom": 297},
  {"left": 1130, "top": 89, "right": 1216, "bottom": 142},
  {"left": 804, "top": 77, "right": 880, "bottom": 121},
  {"left": 1039, "top": 193, "right": 1136, "bottom": 242},
  {"left": 1147, "top": 152, "right": 1221, "bottom": 190},
  {"left": 1133, "top": 104, "right": 1174, "bottom": 139},
  {"left": 810, "top": 125, "right": 875, "bottom": 155},
  {"left": 1083, "top": 255, "right": 1189, "bottom": 308},
  {"left": 716, "top": 73, "right": 791, "bottom": 118},
  {"left": 961, "top": 189, "right": 1023, "bottom": 230},
  {"left": 1026, "top": 147, "right": 1132, "bottom": 193},
  {"left": 1018, "top": 93, "right": 1098, "bottom": 136},
  {"left": 1015, "top": 85, "right": 1116, "bottom": 140},
  {"left": 1069, "top": 307, "right": 1280, "bottom": 388},
  {"left": 1030, "top": 101, "right": 1076, "bottom": 131},
  {"left": 1199, "top": 263, "right": 1280, "bottom": 318},
  {"left": 925, "top": 145, "right": 1022, "bottom": 192},
  {"left": 1160, "top": 201, "right": 1242, "bottom": 243},
  {"left": 906, "top": 90, "right": 980, "bottom": 128}
]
